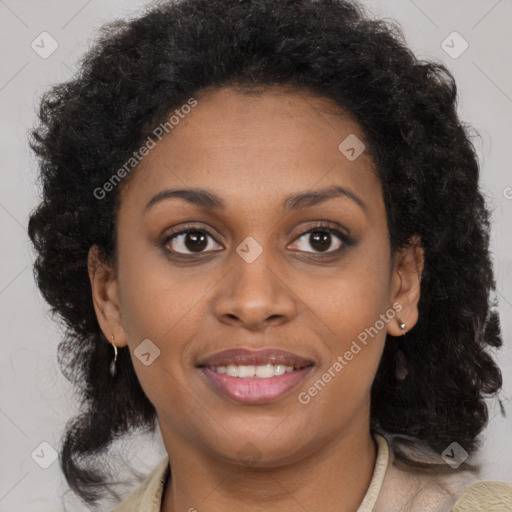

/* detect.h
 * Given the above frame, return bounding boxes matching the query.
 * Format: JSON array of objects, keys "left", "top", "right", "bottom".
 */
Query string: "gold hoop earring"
[{"left": 110, "top": 335, "right": 118, "bottom": 377}]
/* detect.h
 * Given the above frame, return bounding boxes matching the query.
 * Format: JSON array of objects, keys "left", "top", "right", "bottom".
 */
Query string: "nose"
[{"left": 211, "top": 247, "right": 297, "bottom": 331}]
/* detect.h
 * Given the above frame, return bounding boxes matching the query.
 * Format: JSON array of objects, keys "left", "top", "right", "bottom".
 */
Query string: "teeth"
[
  {"left": 256, "top": 363, "right": 275, "bottom": 378},
  {"left": 210, "top": 364, "right": 295, "bottom": 378},
  {"left": 226, "top": 364, "right": 238, "bottom": 377},
  {"left": 274, "top": 364, "right": 286, "bottom": 376},
  {"left": 238, "top": 365, "right": 255, "bottom": 378}
]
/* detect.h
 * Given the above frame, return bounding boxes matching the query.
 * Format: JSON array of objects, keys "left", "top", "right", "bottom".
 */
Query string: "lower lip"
[{"left": 200, "top": 367, "right": 313, "bottom": 404}]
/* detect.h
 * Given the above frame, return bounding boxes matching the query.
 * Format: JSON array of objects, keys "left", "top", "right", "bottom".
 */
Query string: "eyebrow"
[{"left": 144, "top": 185, "right": 367, "bottom": 213}]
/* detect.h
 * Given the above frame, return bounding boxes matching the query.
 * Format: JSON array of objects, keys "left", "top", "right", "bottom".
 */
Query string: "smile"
[
  {"left": 208, "top": 363, "right": 296, "bottom": 378},
  {"left": 197, "top": 348, "right": 314, "bottom": 404}
]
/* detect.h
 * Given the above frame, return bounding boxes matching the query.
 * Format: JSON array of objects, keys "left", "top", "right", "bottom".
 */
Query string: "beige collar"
[
  {"left": 113, "top": 433, "right": 390, "bottom": 511},
  {"left": 112, "top": 432, "right": 485, "bottom": 512}
]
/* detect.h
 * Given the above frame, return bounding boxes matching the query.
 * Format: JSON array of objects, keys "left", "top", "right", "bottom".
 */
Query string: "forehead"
[{"left": 120, "top": 85, "right": 381, "bottom": 214}]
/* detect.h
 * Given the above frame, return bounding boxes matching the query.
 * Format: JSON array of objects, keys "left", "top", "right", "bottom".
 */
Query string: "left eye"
[{"left": 289, "top": 227, "right": 347, "bottom": 254}]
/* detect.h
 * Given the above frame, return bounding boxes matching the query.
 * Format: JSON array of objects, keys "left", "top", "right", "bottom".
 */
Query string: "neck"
[{"left": 160, "top": 425, "right": 378, "bottom": 512}]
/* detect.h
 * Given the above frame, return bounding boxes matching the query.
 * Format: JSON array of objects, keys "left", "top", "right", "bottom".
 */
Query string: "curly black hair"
[{"left": 27, "top": 0, "right": 504, "bottom": 506}]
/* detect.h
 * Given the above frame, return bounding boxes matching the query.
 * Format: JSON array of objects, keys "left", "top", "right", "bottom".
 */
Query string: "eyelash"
[{"left": 162, "top": 221, "right": 354, "bottom": 260}]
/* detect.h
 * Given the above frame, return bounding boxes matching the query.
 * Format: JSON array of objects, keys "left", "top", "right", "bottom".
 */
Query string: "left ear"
[{"left": 387, "top": 235, "right": 424, "bottom": 336}]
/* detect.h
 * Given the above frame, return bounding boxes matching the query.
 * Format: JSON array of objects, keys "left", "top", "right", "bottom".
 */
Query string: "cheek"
[
  {"left": 297, "top": 285, "right": 388, "bottom": 421},
  {"left": 115, "top": 247, "right": 213, "bottom": 398},
  {"left": 299, "top": 237, "right": 391, "bottom": 390},
  {"left": 117, "top": 244, "right": 208, "bottom": 340},
  {"left": 116, "top": 263, "right": 195, "bottom": 413},
  {"left": 304, "top": 239, "right": 391, "bottom": 336}
]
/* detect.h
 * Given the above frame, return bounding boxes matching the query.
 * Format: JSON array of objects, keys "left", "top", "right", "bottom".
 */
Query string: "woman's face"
[{"left": 91, "top": 85, "right": 421, "bottom": 467}]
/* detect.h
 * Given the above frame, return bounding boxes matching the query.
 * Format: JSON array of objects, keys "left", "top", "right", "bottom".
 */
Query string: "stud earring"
[
  {"left": 109, "top": 335, "right": 118, "bottom": 377},
  {"left": 395, "top": 319, "right": 408, "bottom": 380}
]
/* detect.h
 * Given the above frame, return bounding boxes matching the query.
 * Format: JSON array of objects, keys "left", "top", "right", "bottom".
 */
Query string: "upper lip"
[{"left": 197, "top": 348, "right": 314, "bottom": 368}]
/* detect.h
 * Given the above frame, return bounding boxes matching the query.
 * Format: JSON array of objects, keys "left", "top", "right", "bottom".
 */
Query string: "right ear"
[{"left": 87, "top": 245, "right": 128, "bottom": 348}]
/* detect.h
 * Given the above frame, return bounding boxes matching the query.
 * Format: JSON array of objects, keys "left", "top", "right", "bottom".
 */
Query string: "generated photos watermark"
[
  {"left": 298, "top": 302, "right": 403, "bottom": 405},
  {"left": 93, "top": 97, "right": 198, "bottom": 200}
]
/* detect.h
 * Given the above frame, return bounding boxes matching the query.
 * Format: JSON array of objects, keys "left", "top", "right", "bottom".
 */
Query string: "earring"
[
  {"left": 395, "top": 318, "right": 408, "bottom": 380},
  {"left": 109, "top": 335, "right": 118, "bottom": 377}
]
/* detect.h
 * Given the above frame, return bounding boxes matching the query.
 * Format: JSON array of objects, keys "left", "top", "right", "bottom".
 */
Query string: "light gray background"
[{"left": 1, "top": 0, "right": 511, "bottom": 510}]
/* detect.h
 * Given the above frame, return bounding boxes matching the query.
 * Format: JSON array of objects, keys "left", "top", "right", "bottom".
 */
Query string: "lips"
[
  {"left": 196, "top": 348, "right": 315, "bottom": 404},
  {"left": 196, "top": 348, "right": 314, "bottom": 369}
]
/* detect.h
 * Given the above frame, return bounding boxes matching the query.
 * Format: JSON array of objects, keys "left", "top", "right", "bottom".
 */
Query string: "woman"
[{"left": 28, "top": 0, "right": 511, "bottom": 510}]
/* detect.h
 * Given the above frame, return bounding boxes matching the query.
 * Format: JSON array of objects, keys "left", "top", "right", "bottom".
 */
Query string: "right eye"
[{"left": 163, "top": 227, "right": 224, "bottom": 255}]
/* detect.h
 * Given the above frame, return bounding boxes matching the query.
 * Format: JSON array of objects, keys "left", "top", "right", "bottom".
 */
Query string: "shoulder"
[
  {"left": 373, "top": 432, "right": 510, "bottom": 512},
  {"left": 451, "top": 480, "right": 512, "bottom": 511},
  {"left": 111, "top": 455, "right": 170, "bottom": 512}
]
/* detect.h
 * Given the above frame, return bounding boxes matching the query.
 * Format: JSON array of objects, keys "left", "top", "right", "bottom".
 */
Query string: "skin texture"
[{"left": 88, "top": 85, "right": 424, "bottom": 512}]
